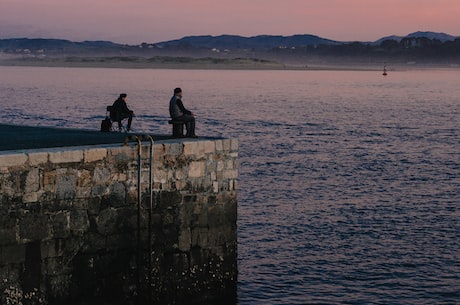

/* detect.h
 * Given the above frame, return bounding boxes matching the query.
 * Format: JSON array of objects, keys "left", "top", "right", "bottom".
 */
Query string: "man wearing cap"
[{"left": 169, "top": 88, "right": 197, "bottom": 138}]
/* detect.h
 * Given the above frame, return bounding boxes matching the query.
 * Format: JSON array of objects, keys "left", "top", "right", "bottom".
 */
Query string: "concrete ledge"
[{"left": 0, "top": 123, "right": 225, "bottom": 152}]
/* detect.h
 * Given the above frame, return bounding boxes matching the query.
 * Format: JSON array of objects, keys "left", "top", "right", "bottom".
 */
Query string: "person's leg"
[
  {"left": 188, "top": 117, "right": 196, "bottom": 136},
  {"left": 116, "top": 113, "right": 123, "bottom": 130},
  {"left": 127, "top": 112, "right": 133, "bottom": 130},
  {"left": 117, "top": 113, "right": 131, "bottom": 131},
  {"left": 182, "top": 114, "right": 196, "bottom": 137}
]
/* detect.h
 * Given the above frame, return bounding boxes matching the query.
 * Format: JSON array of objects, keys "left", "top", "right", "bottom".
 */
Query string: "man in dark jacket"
[
  {"left": 110, "top": 93, "right": 134, "bottom": 131},
  {"left": 169, "top": 88, "right": 197, "bottom": 137}
]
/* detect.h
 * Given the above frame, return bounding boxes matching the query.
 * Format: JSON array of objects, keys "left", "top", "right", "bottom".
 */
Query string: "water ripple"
[{"left": 1, "top": 67, "right": 459, "bottom": 305}]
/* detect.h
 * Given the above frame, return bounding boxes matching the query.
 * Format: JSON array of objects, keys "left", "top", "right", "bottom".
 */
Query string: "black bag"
[
  {"left": 108, "top": 105, "right": 116, "bottom": 121},
  {"left": 101, "top": 116, "right": 112, "bottom": 132}
]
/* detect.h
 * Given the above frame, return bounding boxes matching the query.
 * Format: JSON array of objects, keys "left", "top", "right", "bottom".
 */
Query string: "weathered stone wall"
[{"left": 0, "top": 138, "right": 238, "bottom": 304}]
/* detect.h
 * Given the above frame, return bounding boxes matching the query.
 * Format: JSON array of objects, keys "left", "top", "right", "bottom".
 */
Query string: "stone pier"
[{"left": 0, "top": 136, "right": 238, "bottom": 304}]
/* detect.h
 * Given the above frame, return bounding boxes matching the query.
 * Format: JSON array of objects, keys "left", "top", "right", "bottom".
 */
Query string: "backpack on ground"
[{"left": 101, "top": 116, "right": 112, "bottom": 132}]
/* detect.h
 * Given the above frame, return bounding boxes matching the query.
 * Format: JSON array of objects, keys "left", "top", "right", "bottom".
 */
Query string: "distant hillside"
[
  {"left": 154, "top": 34, "right": 340, "bottom": 50},
  {"left": 374, "top": 31, "right": 458, "bottom": 44},
  {"left": 155, "top": 32, "right": 459, "bottom": 49},
  {"left": 0, "top": 38, "right": 120, "bottom": 50}
]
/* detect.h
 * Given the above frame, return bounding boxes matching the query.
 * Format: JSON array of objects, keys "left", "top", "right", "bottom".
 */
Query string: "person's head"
[
  {"left": 119, "top": 93, "right": 127, "bottom": 100},
  {"left": 174, "top": 87, "right": 182, "bottom": 97}
]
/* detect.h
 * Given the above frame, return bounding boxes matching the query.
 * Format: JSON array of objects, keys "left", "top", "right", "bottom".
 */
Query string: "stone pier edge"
[{"left": 0, "top": 138, "right": 238, "bottom": 304}]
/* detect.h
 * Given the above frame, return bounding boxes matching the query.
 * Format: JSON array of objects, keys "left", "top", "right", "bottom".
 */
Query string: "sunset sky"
[{"left": 1, "top": 0, "right": 459, "bottom": 44}]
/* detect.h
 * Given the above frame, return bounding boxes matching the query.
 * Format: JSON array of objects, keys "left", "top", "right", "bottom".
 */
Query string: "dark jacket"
[
  {"left": 110, "top": 97, "right": 131, "bottom": 120},
  {"left": 169, "top": 95, "right": 191, "bottom": 119}
]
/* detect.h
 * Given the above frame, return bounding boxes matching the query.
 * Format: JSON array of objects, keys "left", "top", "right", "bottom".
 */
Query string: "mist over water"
[{"left": 1, "top": 67, "right": 459, "bottom": 304}]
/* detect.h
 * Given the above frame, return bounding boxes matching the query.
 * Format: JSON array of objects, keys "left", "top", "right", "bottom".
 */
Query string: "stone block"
[
  {"left": 28, "top": 152, "right": 48, "bottom": 166},
  {"left": 0, "top": 153, "right": 27, "bottom": 167},
  {"left": 204, "top": 140, "right": 216, "bottom": 154},
  {"left": 215, "top": 140, "right": 223, "bottom": 151},
  {"left": 174, "top": 168, "right": 186, "bottom": 181},
  {"left": 77, "top": 169, "right": 92, "bottom": 188},
  {"left": 109, "top": 182, "right": 127, "bottom": 207},
  {"left": 178, "top": 228, "right": 191, "bottom": 252},
  {"left": 49, "top": 150, "right": 83, "bottom": 164},
  {"left": 70, "top": 210, "right": 89, "bottom": 235},
  {"left": 84, "top": 148, "right": 107, "bottom": 163},
  {"left": 189, "top": 161, "right": 205, "bottom": 178},
  {"left": 153, "top": 143, "right": 165, "bottom": 157},
  {"left": 18, "top": 212, "right": 50, "bottom": 242},
  {"left": 154, "top": 169, "right": 168, "bottom": 185},
  {"left": 93, "top": 167, "right": 111, "bottom": 183},
  {"left": 223, "top": 169, "right": 238, "bottom": 179},
  {"left": 91, "top": 184, "right": 108, "bottom": 197},
  {"left": 96, "top": 207, "right": 118, "bottom": 235},
  {"left": 23, "top": 192, "right": 38, "bottom": 203},
  {"left": 225, "top": 159, "right": 234, "bottom": 170},
  {"left": 76, "top": 186, "right": 92, "bottom": 198},
  {"left": 0, "top": 212, "right": 17, "bottom": 245},
  {"left": 112, "top": 149, "right": 135, "bottom": 165},
  {"left": 192, "top": 228, "right": 209, "bottom": 248},
  {"left": 25, "top": 168, "right": 40, "bottom": 193},
  {"left": 165, "top": 143, "right": 183, "bottom": 156},
  {"left": 52, "top": 211, "right": 70, "bottom": 239},
  {"left": 222, "top": 139, "right": 231, "bottom": 151},
  {"left": 229, "top": 179, "right": 235, "bottom": 191},
  {"left": 43, "top": 171, "right": 56, "bottom": 192},
  {"left": 217, "top": 160, "right": 225, "bottom": 171},
  {"left": 56, "top": 175, "right": 77, "bottom": 200},
  {"left": 183, "top": 142, "right": 205, "bottom": 156},
  {"left": 112, "top": 172, "right": 127, "bottom": 182},
  {"left": 230, "top": 139, "right": 238, "bottom": 151}
]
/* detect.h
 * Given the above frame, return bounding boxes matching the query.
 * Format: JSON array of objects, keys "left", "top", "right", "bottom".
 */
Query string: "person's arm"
[
  {"left": 121, "top": 102, "right": 129, "bottom": 113},
  {"left": 177, "top": 99, "right": 191, "bottom": 115}
]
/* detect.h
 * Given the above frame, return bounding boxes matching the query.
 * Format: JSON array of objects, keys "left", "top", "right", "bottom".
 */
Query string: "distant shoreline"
[{"left": 1, "top": 55, "right": 459, "bottom": 71}]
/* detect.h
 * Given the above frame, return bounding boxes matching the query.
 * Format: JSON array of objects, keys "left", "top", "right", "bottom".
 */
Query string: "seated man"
[
  {"left": 169, "top": 87, "right": 197, "bottom": 138},
  {"left": 110, "top": 93, "right": 134, "bottom": 131}
]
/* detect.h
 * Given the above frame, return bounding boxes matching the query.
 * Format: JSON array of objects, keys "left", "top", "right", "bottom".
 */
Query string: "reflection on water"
[{"left": 1, "top": 67, "right": 459, "bottom": 304}]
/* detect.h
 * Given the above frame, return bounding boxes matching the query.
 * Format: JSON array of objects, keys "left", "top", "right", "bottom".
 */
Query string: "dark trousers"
[
  {"left": 177, "top": 114, "right": 195, "bottom": 136},
  {"left": 116, "top": 112, "right": 133, "bottom": 130}
]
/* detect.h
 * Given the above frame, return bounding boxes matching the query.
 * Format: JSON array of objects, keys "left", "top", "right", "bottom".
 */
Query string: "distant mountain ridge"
[
  {"left": 0, "top": 38, "right": 119, "bottom": 50},
  {"left": 154, "top": 34, "right": 340, "bottom": 49},
  {"left": 1, "top": 31, "right": 459, "bottom": 66},
  {"left": 154, "top": 31, "right": 459, "bottom": 49},
  {"left": 1, "top": 31, "right": 458, "bottom": 51},
  {"left": 375, "top": 31, "right": 458, "bottom": 44}
]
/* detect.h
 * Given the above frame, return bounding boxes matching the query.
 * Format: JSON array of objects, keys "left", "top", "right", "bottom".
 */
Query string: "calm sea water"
[{"left": 1, "top": 66, "right": 459, "bottom": 304}]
